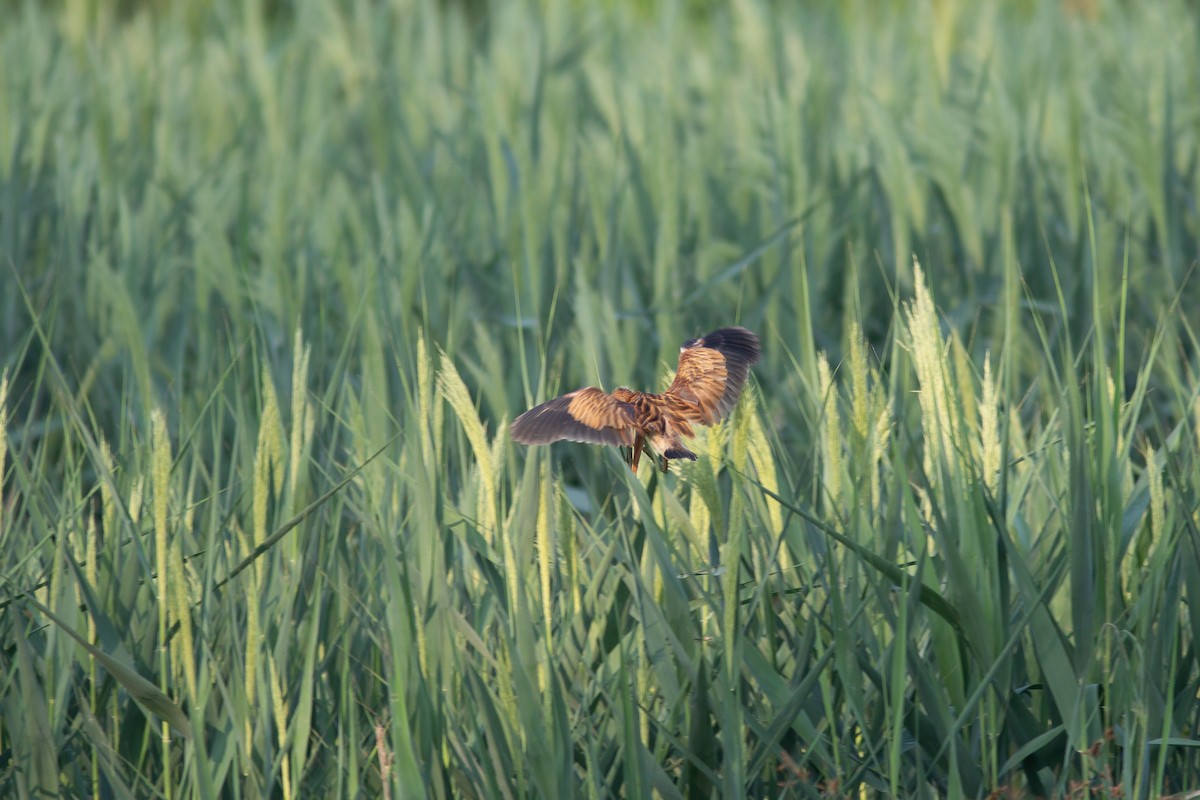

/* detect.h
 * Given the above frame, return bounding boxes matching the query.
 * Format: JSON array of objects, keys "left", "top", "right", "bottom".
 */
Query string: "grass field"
[{"left": 2, "top": 0, "right": 1200, "bottom": 797}]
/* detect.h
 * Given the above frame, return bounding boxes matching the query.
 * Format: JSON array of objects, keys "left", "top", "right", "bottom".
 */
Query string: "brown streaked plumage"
[{"left": 511, "top": 327, "right": 761, "bottom": 473}]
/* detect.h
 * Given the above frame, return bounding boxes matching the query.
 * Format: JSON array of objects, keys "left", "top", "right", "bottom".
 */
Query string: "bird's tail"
[{"left": 663, "top": 447, "right": 697, "bottom": 461}]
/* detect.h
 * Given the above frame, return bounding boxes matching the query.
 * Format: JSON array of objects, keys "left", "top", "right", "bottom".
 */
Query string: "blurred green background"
[{"left": 2, "top": 0, "right": 1199, "bottom": 797}]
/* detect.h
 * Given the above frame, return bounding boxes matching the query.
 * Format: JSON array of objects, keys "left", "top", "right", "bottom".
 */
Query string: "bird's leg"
[
  {"left": 630, "top": 436, "right": 645, "bottom": 473},
  {"left": 659, "top": 455, "right": 670, "bottom": 474}
]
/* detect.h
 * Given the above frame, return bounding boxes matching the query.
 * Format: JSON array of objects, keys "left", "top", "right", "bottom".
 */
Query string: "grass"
[{"left": 2, "top": 0, "right": 1199, "bottom": 796}]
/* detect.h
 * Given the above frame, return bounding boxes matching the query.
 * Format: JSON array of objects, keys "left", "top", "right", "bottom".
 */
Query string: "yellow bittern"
[{"left": 510, "top": 327, "right": 761, "bottom": 473}]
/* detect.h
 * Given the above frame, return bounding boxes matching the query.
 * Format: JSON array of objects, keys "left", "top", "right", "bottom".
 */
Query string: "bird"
[{"left": 510, "top": 327, "right": 761, "bottom": 473}]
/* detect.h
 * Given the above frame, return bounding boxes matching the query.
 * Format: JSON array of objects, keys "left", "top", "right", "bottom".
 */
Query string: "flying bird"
[{"left": 510, "top": 327, "right": 761, "bottom": 473}]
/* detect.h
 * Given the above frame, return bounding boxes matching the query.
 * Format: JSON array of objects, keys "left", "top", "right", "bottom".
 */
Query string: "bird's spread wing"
[
  {"left": 665, "top": 327, "right": 761, "bottom": 425},
  {"left": 510, "top": 387, "right": 637, "bottom": 447}
]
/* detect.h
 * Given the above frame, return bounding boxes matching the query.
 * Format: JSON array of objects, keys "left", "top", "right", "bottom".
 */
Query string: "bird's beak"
[{"left": 629, "top": 436, "right": 645, "bottom": 473}]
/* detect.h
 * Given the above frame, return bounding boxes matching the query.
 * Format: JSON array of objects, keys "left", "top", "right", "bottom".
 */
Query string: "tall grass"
[{"left": 2, "top": 0, "right": 1199, "bottom": 796}]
